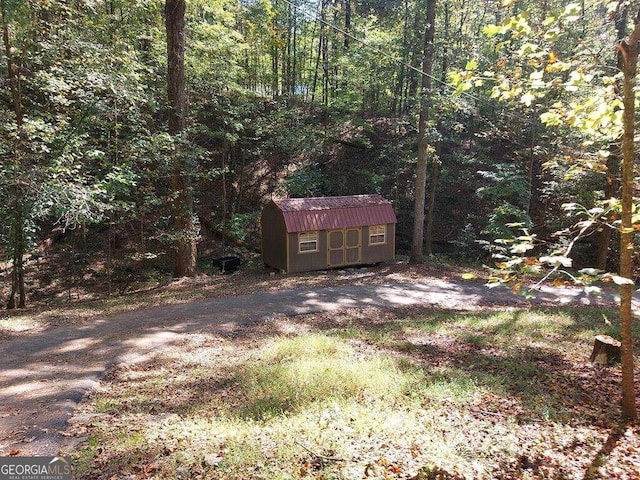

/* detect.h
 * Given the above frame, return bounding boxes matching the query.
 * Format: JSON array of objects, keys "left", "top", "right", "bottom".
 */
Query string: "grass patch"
[
  {"left": 235, "top": 335, "right": 426, "bottom": 420},
  {"left": 65, "top": 307, "right": 640, "bottom": 479}
]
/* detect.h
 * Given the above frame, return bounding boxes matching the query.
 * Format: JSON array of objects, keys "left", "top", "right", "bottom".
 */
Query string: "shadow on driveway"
[{"left": 0, "top": 279, "right": 631, "bottom": 455}]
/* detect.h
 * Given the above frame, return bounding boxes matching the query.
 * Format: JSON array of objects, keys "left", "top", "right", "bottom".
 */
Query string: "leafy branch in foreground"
[{"left": 484, "top": 200, "right": 635, "bottom": 297}]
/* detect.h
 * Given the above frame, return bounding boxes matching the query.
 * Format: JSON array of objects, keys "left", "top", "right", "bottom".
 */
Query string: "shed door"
[
  {"left": 345, "top": 228, "right": 361, "bottom": 264},
  {"left": 328, "top": 230, "right": 345, "bottom": 266},
  {"left": 327, "top": 229, "right": 361, "bottom": 267}
]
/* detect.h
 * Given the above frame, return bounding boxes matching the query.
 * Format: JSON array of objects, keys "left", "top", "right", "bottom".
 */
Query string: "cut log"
[{"left": 589, "top": 335, "right": 622, "bottom": 365}]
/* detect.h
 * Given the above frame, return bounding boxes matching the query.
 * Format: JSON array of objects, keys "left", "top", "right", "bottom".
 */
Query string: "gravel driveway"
[{"left": 0, "top": 277, "right": 632, "bottom": 456}]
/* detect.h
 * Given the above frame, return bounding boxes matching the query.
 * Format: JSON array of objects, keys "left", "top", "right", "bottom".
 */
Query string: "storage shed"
[{"left": 261, "top": 194, "right": 397, "bottom": 273}]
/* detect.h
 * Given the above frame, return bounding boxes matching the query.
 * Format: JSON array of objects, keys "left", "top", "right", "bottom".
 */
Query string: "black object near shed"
[
  {"left": 261, "top": 194, "right": 397, "bottom": 273},
  {"left": 212, "top": 255, "right": 241, "bottom": 273}
]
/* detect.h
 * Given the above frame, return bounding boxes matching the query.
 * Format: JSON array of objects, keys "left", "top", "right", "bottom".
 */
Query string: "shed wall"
[
  {"left": 361, "top": 224, "right": 396, "bottom": 263},
  {"left": 286, "top": 224, "right": 395, "bottom": 273},
  {"left": 287, "top": 231, "right": 329, "bottom": 273},
  {"left": 261, "top": 203, "right": 288, "bottom": 271}
]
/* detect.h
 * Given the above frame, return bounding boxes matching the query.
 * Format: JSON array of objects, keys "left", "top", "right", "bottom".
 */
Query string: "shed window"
[
  {"left": 369, "top": 225, "right": 386, "bottom": 245},
  {"left": 299, "top": 231, "right": 319, "bottom": 253}
]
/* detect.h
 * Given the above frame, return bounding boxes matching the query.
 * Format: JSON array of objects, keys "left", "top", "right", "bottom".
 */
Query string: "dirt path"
[{"left": 0, "top": 277, "right": 632, "bottom": 456}]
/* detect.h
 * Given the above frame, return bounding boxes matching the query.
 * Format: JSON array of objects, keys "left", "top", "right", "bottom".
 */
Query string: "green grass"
[
  {"left": 330, "top": 306, "right": 627, "bottom": 350},
  {"left": 234, "top": 335, "right": 427, "bottom": 420},
  {"left": 65, "top": 306, "right": 640, "bottom": 479}
]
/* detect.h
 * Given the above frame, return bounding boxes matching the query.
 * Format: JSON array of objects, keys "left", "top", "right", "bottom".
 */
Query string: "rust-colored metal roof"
[{"left": 272, "top": 194, "right": 397, "bottom": 233}]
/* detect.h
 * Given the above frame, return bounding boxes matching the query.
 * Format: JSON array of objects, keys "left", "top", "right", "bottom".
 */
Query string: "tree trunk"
[
  {"left": 597, "top": 7, "right": 626, "bottom": 271},
  {"left": 166, "top": 0, "right": 197, "bottom": 277},
  {"left": 393, "top": 0, "right": 411, "bottom": 115},
  {"left": 321, "top": 1, "right": 329, "bottom": 106},
  {"left": 7, "top": 191, "right": 26, "bottom": 309},
  {"left": 285, "top": 1, "right": 291, "bottom": 96},
  {"left": 344, "top": 0, "right": 351, "bottom": 49},
  {"left": 407, "top": 3, "right": 424, "bottom": 101},
  {"left": 292, "top": 4, "right": 297, "bottom": 95},
  {"left": 425, "top": 158, "right": 439, "bottom": 256},
  {"left": 596, "top": 150, "right": 620, "bottom": 271},
  {"left": 272, "top": 44, "right": 279, "bottom": 97},
  {"left": 410, "top": 0, "right": 436, "bottom": 263},
  {"left": 2, "top": 0, "right": 26, "bottom": 309},
  {"left": 311, "top": 14, "right": 323, "bottom": 103},
  {"left": 616, "top": 11, "right": 640, "bottom": 420},
  {"left": 424, "top": 0, "right": 449, "bottom": 256},
  {"left": 271, "top": 0, "right": 280, "bottom": 97}
]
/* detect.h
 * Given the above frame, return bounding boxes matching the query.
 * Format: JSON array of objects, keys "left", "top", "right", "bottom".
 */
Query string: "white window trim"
[
  {"left": 298, "top": 231, "right": 319, "bottom": 253},
  {"left": 369, "top": 225, "right": 387, "bottom": 245}
]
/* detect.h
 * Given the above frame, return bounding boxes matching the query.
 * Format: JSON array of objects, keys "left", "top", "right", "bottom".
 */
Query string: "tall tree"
[
  {"left": 616, "top": 8, "right": 640, "bottom": 421},
  {"left": 425, "top": 0, "right": 452, "bottom": 257},
  {"left": 411, "top": 0, "right": 436, "bottom": 262},
  {"left": 596, "top": 5, "right": 627, "bottom": 271},
  {"left": 344, "top": 0, "right": 351, "bottom": 49},
  {"left": 1, "top": 0, "right": 25, "bottom": 308},
  {"left": 166, "top": 0, "right": 197, "bottom": 277}
]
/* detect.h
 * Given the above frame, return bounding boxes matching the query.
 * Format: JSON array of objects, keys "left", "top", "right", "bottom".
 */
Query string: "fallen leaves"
[{"left": 60, "top": 305, "right": 640, "bottom": 480}]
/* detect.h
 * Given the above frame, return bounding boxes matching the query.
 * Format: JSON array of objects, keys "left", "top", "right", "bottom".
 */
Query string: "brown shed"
[{"left": 261, "top": 194, "right": 397, "bottom": 273}]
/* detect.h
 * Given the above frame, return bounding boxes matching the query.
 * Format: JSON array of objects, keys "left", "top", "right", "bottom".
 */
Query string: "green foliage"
[
  {"left": 1, "top": 0, "right": 635, "bottom": 303},
  {"left": 482, "top": 203, "right": 532, "bottom": 243},
  {"left": 477, "top": 164, "right": 530, "bottom": 208},
  {"left": 228, "top": 211, "right": 259, "bottom": 243},
  {"left": 189, "top": 0, "right": 246, "bottom": 91},
  {"left": 445, "top": 0, "right": 638, "bottom": 278},
  {"left": 285, "top": 164, "right": 331, "bottom": 197}
]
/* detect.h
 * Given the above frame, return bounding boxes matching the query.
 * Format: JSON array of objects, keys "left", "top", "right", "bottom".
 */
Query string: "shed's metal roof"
[{"left": 272, "top": 194, "right": 396, "bottom": 233}]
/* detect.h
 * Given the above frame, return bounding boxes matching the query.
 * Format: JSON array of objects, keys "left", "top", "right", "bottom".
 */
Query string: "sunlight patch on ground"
[{"left": 0, "top": 315, "right": 44, "bottom": 333}]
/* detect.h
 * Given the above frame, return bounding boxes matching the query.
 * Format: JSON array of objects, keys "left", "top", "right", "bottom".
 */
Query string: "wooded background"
[{"left": 0, "top": 0, "right": 635, "bottom": 307}]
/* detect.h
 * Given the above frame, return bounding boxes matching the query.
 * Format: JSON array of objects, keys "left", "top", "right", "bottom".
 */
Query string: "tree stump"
[{"left": 589, "top": 335, "right": 622, "bottom": 365}]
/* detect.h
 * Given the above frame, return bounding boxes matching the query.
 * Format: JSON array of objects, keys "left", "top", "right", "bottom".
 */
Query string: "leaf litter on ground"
[{"left": 61, "top": 303, "right": 640, "bottom": 479}]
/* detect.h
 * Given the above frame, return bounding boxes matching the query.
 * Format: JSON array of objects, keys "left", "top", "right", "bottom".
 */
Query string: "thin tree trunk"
[
  {"left": 407, "top": 3, "right": 424, "bottom": 100},
  {"left": 233, "top": 146, "right": 247, "bottom": 217},
  {"left": 311, "top": 14, "right": 323, "bottom": 103},
  {"left": 2, "top": 0, "right": 26, "bottom": 309},
  {"left": 272, "top": 44, "right": 279, "bottom": 97},
  {"left": 344, "top": 0, "right": 351, "bottom": 49},
  {"left": 285, "top": 2, "right": 291, "bottom": 95},
  {"left": 526, "top": 117, "right": 536, "bottom": 217},
  {"left": 322, "top": 2, "right": 329, "bottom": 106},
  {"left": 271, "top": 1, "right": 280, "bottom": 98},
  {"left": 292, "top": 4, "right": 297, "bottom": 95},
  {"left": 425, "top": 156, "right": 439, "bottom": 256},
  {"left": 304, "top": 15, "right": 318, "bottom": 101},
  {"left": 425, "top": 0, "right": 449, "bottom": 256},
  {"left": 393, "top": 0, "right": 410, "bottom": 115},
  {"left": 166, "top": 0, "right": 197, "bottom": 277},
  {"left": 320, "top": 20, "right": 329, "bottom": 106},
  {"left": 221, "top": 143, "right": 228, "bottom": 254},
  {"left": 597, "top": 150, "right": 621, "bottom": 271},
  {"left": 597, "top": 6, "right": 627, "bottom": 271},
  {"left": 616, "top": 10, "right": 640, "bottom": 421},
  {"left": 410, "top": 0, "right": 436, "bottom": 262}
]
